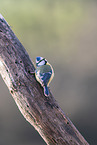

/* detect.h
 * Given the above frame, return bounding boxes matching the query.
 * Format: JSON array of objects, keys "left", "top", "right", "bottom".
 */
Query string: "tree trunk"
[{"left": 0, "top": 14, "right": 89, "bottom": 145}]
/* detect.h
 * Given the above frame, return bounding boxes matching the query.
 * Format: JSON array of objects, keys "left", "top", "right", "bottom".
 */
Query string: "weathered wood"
[{"left": 0, "top": 14, "right": 89, "bottom": 145}]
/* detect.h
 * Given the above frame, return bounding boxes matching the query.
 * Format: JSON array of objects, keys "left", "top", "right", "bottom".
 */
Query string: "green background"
[{"left": 0, "top": 0, "right": 97, "bottom": 144}]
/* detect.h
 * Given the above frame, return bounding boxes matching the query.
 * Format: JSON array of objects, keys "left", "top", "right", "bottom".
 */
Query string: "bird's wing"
[
  {"left": 35, "top": 65, "right": 52, "bottom": 86},
  {"left": 40, "top": 71, "right": 52, "bottom": 86}
]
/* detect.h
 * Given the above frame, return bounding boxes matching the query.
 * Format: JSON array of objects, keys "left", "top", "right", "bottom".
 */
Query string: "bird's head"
[{"left": 36, "top": 56, "right": 47, "bottom": 67}]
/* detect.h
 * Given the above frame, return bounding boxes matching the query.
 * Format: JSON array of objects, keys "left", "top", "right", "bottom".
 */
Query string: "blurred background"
[{"left": 0, "top": 0, "right": 97, "bottom": 144}]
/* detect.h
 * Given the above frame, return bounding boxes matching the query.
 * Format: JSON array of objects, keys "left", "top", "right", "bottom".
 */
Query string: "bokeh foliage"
[{"left": 1, "top": 0, "right": 85, "bottom": 58}]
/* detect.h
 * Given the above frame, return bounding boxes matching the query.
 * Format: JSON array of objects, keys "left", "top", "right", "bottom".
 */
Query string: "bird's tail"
[{"left": 44, "top": 85, "right": 49, "bottom": 97}]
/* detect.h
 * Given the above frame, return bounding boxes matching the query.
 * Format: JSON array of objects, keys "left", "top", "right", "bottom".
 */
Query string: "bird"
[{"left": 35, "top": 56, "right": 54, "bottom": 97}]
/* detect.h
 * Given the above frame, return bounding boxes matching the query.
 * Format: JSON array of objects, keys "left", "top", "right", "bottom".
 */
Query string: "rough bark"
[{"left": 0, "top": 14, "right": 89, "bottom": 145}]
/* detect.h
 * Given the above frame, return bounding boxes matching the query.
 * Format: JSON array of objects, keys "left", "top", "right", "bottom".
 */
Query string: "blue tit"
[{"left": 35, "top": 56, "right": 54, "bottom": 97}]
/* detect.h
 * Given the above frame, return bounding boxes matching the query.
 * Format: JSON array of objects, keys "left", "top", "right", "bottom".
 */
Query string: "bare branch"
[{"left": 0, "top": 14, "right": 89, "bottom": 145}]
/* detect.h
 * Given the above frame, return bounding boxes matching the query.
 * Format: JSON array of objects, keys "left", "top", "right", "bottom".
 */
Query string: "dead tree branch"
[{"left": 0, "top": 14, "right": 89, "bottom": 145}]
